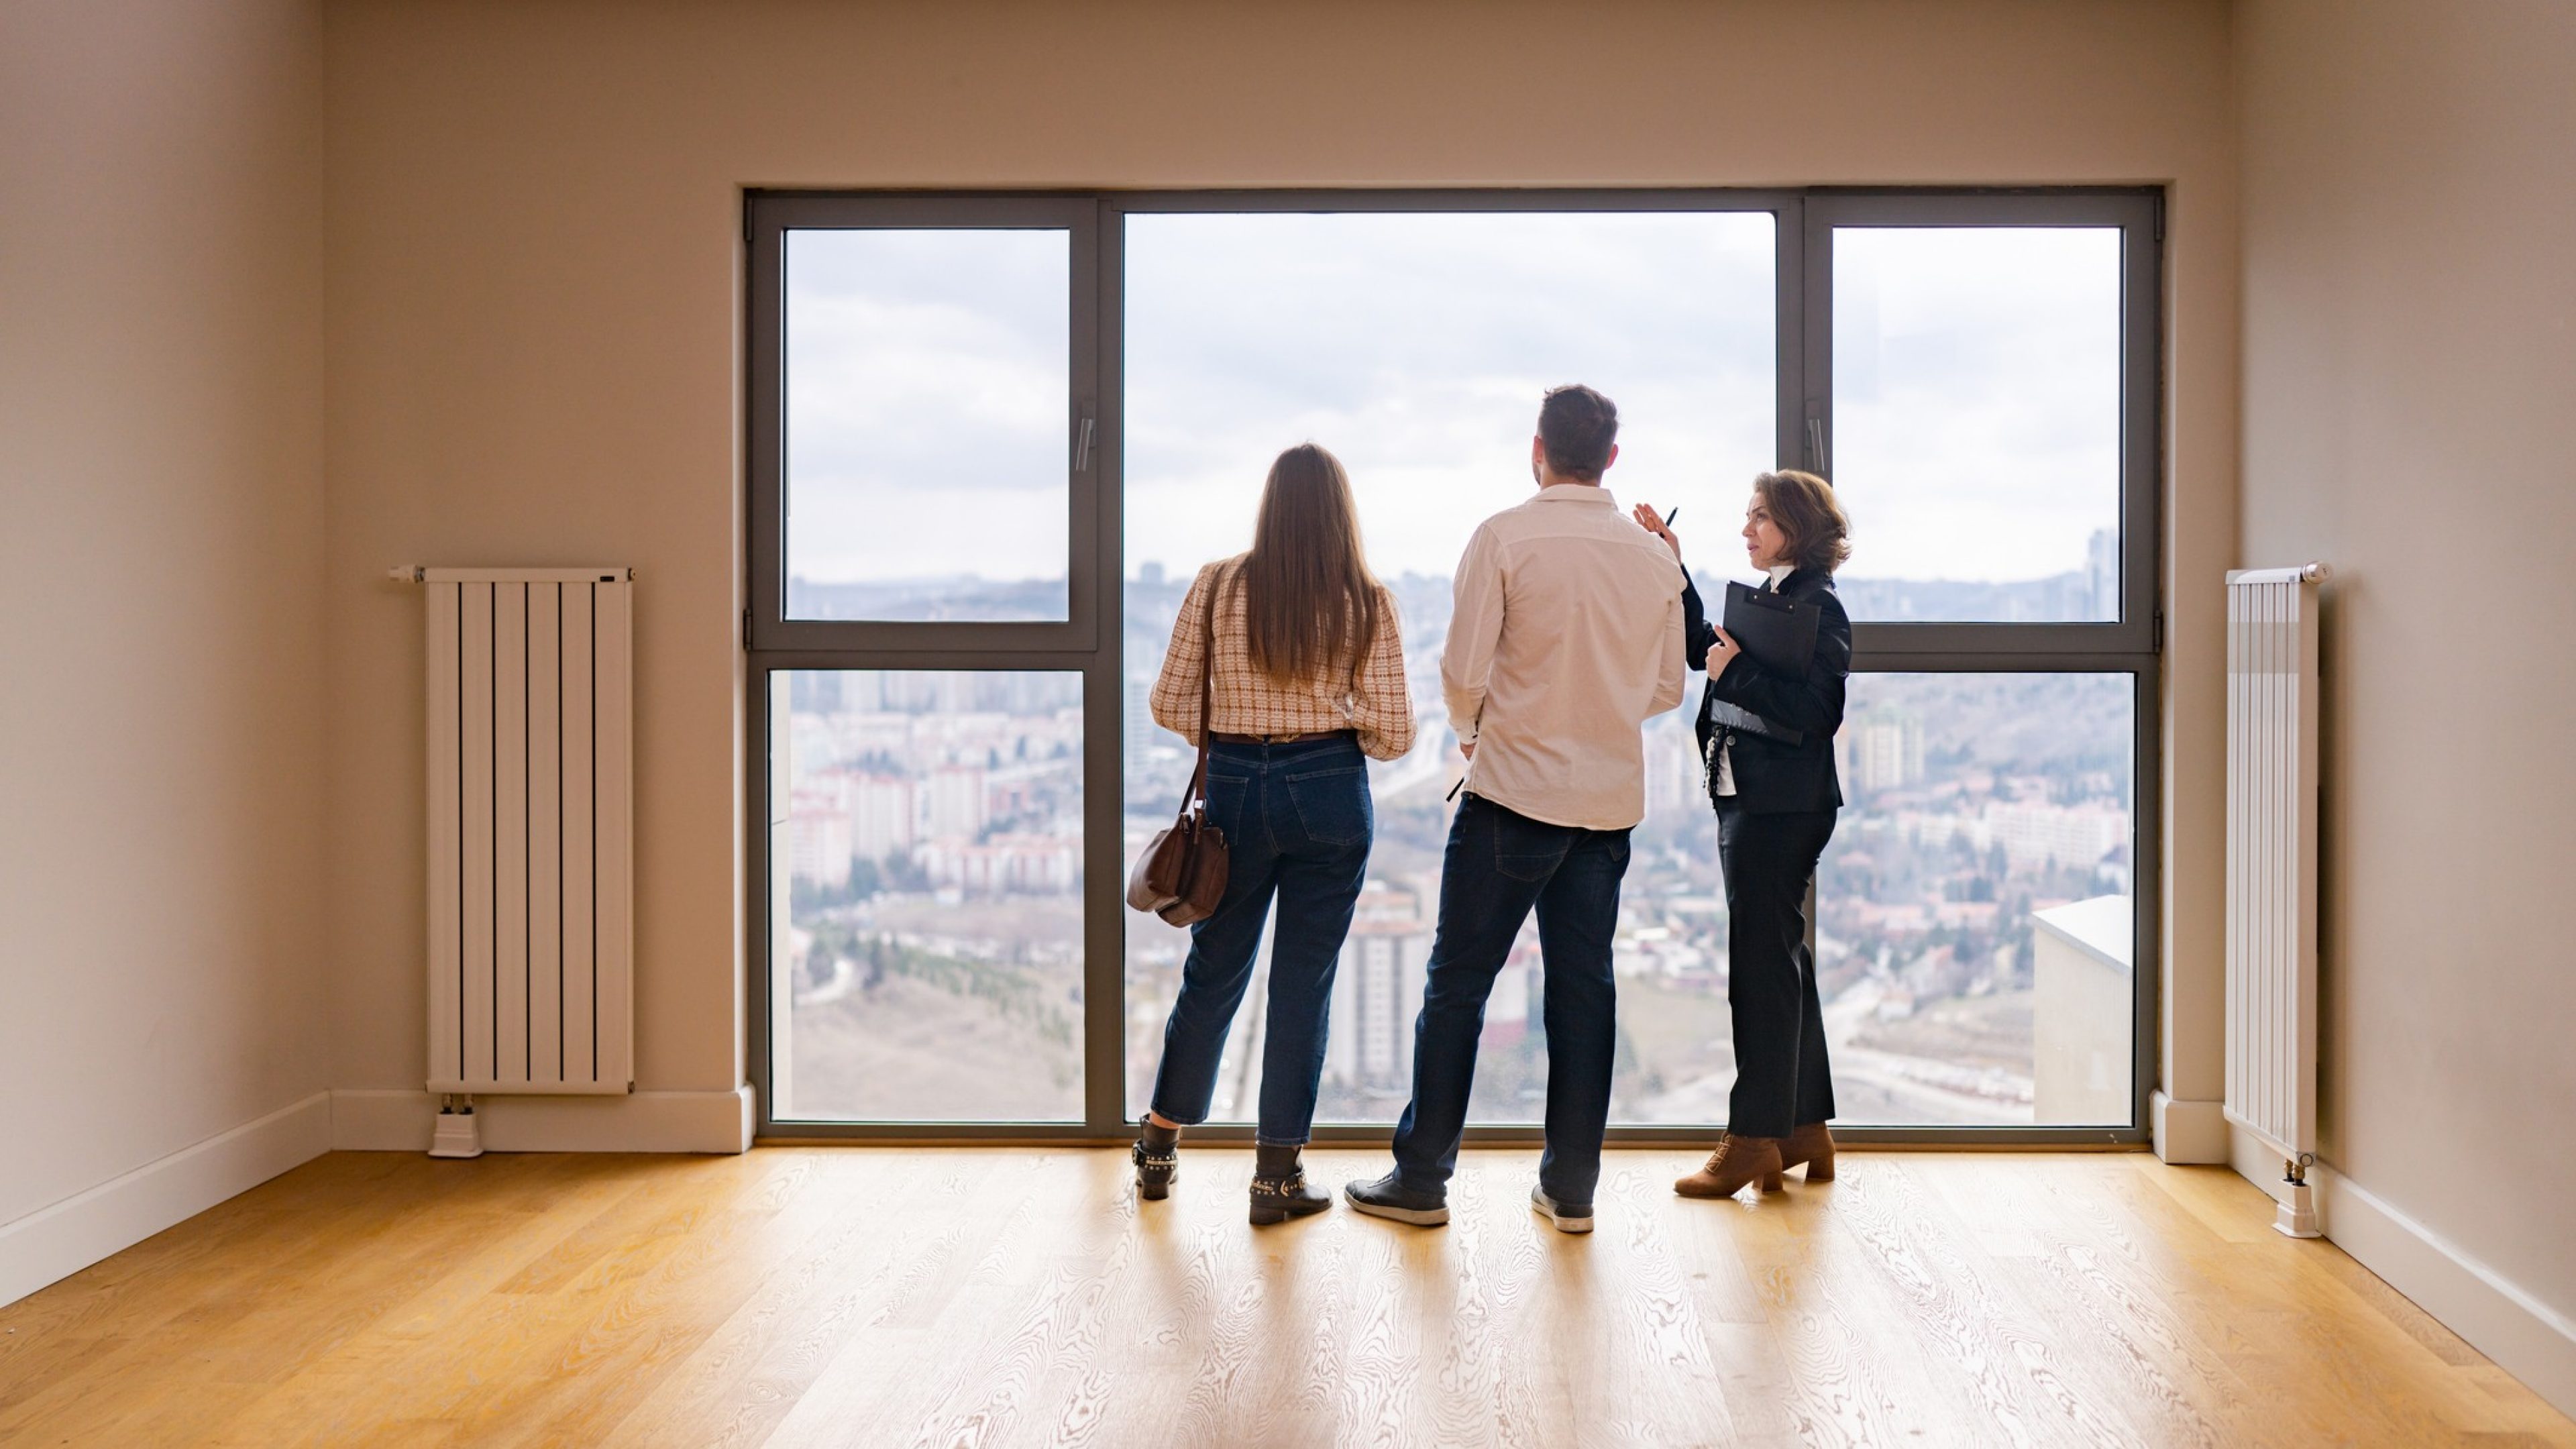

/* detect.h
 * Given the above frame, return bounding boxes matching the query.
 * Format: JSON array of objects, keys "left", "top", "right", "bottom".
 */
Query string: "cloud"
[
  {"left": 786, "top": 229, "right": 1070, "bottom": 584},
  {"left": 778, "top": 213, "right": 2130, "bottom": 600},
  {"left": 1833, "top": 228, "right": 2122, "bottom": 582},
  {"left": 1123, "top": 211, "right": 1778, "bottom": 581}
]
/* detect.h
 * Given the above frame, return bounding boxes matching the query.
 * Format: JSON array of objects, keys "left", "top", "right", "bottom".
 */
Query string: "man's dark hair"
[{"left": 1536, "top": 384, "right": 1619, "bottom": 482}]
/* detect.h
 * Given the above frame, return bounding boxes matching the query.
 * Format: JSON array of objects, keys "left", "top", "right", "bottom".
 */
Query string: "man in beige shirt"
[{"left": 1348, "top": 385, "right": 1686, "bottom": 1236}]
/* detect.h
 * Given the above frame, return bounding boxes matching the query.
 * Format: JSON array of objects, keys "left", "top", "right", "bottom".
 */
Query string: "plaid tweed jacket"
[{"left": 1149, "top": 559, "right": 1415, "bottom": 761}]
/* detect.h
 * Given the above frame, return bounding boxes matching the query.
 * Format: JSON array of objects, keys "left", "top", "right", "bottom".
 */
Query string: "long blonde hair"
[{"left": 1236, "top": 443, "right": 1380, "bottom": 685}]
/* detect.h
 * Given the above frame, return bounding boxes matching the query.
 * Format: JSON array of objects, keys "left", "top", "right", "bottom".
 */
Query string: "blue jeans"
[
  {"left": 1147, "top": 735, "right": 1373, "bottom": 1146},
  {"left": 1390, "top": 794, "right": 1631, "bottom": 1203}
]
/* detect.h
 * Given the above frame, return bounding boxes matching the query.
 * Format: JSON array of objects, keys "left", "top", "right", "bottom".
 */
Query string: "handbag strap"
[{"left": 1176, "top": 564, "right": 1226, "bottom": 819}]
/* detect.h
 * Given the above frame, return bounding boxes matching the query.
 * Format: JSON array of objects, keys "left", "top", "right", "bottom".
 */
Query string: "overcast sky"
[
  {"left": 786, "top": 228, "right": 1069, "bottom": 588},
  {"left": 784, "top": 215, "right": 2119, "bottom": 596}
]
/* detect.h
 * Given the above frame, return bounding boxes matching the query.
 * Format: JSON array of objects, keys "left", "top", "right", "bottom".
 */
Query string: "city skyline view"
[
  {"left": 1120, "top": 577, "right": 2137, "bottom": 1129},
  {"left": 771, "top": 210, "right": 2139, "bottom": 1127}
]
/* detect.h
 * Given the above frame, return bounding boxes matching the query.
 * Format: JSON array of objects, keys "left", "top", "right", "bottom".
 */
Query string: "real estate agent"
[{"left": 1635, "top": 470, "right": 1853, "bottom": 1199}]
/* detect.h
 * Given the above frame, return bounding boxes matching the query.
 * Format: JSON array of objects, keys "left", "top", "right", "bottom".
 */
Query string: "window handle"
[
  {"left": 1073, "top": 415, "right": 1095, "bottom": 473},
  {"left": 1805, "top": 415, "right": 1827, "bottom": 475}
]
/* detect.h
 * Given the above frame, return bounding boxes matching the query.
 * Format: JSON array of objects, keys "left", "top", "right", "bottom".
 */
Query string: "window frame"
[
  {"left": 745, "top": 186, "right": 2161, "bottom": 1146},
  {"left": 1806, "top": 191, "right": 2163, "bottom": 657},
  {"left": 747, "top": 193, "right": 1104, "bottom": 655}
]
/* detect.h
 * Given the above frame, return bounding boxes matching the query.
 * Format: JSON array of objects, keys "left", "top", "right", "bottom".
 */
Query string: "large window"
[
  {"left": 749, "top": 190, "right": 2159, "bottom": 1140},
  {"left": 1122, "top": 209, "right": 1778, "bottom": 1125}
]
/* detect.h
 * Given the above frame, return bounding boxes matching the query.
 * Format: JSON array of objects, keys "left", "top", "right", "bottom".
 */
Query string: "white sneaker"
[{"left": 1529, "top": 1185, "right": 1594, "bottom": 1234}]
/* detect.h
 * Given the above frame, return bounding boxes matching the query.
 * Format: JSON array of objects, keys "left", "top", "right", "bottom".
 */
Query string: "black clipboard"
[
  {"left": 1708, "top": 580, "right": 1818, "bottom": 747},
  {"left": 1721, "top": 580, "right": 1819, "bottom": 682}
]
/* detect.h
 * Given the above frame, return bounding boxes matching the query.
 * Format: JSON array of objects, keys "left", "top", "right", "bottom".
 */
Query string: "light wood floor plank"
[{"left": 3, "top": 1147, "right": 2569, "bottom": 1448}]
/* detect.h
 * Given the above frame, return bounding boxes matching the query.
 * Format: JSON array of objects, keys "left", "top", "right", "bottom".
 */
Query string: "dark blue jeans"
[
  {"left": 1147, "top": 735, "right": 1373, "bottom": 1146},
  {"left": 1390, "top": 794, "right": 1631, "bottom": 1203}
]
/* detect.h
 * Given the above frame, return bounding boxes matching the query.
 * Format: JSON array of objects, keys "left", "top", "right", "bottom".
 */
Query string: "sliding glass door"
[{"left": 748, "top": 189, "right": 2159, "bottom": 1140}]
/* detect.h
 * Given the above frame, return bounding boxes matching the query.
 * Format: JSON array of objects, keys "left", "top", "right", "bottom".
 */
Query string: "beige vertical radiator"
[
  {"left": 2223, "top": 561, "right": 2328, "bottom": 1236},
  {"left": 399, "top": 566, "right": 635, "bottom": 1156}
]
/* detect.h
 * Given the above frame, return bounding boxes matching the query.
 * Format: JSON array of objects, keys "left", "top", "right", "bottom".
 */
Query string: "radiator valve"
[
  {"left": 429, "top": 1093, "right": 485, "bottom": 1159},
  {"left": 2275, "top": 1153, "right": 2320, "bottom": 1238}
]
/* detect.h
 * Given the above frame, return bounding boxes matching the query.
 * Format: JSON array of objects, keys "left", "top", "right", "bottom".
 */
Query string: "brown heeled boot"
[
  {"left": 1780, "top": 1122, "right": 1836, "bottom": 1183},
  {"left": 1674, "top": 1135, "right": 1785, "bottom": 1199}
]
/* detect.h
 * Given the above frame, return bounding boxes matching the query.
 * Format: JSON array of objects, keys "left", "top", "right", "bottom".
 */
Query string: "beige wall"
[
  {"left": 2239, "top": 0, "right": 2576, "bottom": 1365},
  {"left": 319, "top": 1, "right": 2240, "bottom": 1123},
  {"left": 0, "top": 0, "right": 328, "bottom": 1236}
]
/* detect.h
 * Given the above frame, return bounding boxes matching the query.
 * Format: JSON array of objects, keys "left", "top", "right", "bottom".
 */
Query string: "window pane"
[
  {"left": 1814, "top": 673, "right": 2135, "bottom": 1125},
  {"left": 1457, "top": 675, "right": 2135, "bottom": 1126},
  {"left": 1621, "top": 675, "right": 2135, "bottom": 1126},
  {"left": 784, "top": 229, "right": 1069, "bottom": 621},
  {"left": 1120, "top": 210, "right": 1776, "bottom": 1124},
  {"left": 771, "top": 669, "right": 1084, "bottom": 1122},
  {"left": 1832, "top": 227, "right": 2123, "bottom": 622}
]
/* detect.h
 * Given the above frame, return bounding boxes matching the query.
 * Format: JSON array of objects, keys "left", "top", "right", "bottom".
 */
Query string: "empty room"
[{"left": 5, "top": 1, "right": 2572, "bottom": 1444}]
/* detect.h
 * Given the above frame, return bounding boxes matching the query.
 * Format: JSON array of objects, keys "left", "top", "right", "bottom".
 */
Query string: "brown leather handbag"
[{"left": 1125, "top": 570, "right": 1231, "bottom": 925}]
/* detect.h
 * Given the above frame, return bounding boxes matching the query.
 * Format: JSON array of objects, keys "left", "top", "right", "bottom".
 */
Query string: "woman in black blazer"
[{"left": 1635, "top": 470, "right": 1853, "bottom": 1199}]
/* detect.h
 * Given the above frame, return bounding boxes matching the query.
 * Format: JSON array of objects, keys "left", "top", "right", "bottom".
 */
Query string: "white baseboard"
[
  {"left": 0, "top": 1091, "right": 332, "bottom": 1309},
  {"left": 330, "top": 1085, "right": 755, "bottom": 1154},
  {"left": 2222, "top": 1122, "right": 2576, "bottom": 1420},
  {"left": 2151, "top": 1090, "right": 2229, "bottom": 1163},
  {"left": 2314, "top": 1166, "right": 2576, "bottom": 1420}
]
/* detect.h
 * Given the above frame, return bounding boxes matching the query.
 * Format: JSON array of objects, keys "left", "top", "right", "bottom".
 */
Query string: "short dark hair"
[
  {"left": 1537, "top": 384, "right": 1619, "bottom": 482},
  {"left": 1754, "top": 469, "right": 1854, "bottom": 573}
]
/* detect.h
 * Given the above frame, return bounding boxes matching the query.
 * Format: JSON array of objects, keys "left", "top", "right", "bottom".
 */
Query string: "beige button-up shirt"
[{"left": 1442, "top": 484, "right": 1687, "bottom": 830}]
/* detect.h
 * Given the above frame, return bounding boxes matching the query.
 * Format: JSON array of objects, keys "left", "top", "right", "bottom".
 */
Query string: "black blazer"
[{"left": 1680, "top": 566, "right": 1851, "bottom": 814}]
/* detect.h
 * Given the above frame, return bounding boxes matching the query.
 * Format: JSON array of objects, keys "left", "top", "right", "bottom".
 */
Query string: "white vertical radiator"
[
  {"left": 2223, "top": 562, "right": 2328, "bottom": 1236},
  {"left": 416, "top": 567, "right": 635, "bottom": 1099}
]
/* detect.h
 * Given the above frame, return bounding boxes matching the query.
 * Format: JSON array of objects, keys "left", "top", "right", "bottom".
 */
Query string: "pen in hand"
[{"left": 1634, "top": 502, "right": 1684, "bottom": 565}]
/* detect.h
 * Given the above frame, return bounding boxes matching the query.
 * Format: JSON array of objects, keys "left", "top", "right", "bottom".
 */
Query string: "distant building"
[
  {"left": 1988, "top": 801, "right": 2129, "bottom": 872},
  {"left": 2087, "top": 527, "right": 2120, "bottom": 620},
  {"left": 788, "top": 792, "right": 853, "bottom": 886},
  {"left": 849, "top": 774, "right": 915, "bottom": 861},
  {"left": 1844, "top": 707, "right": 1926, "bottom": 795},
  {"left": 2033, "top": 894, "right": 2132, "bottom": 1124},
  {"left": 1327, "top": 883, "right": 1432, "bottom": 1089},
  {"left": 1123, "top": 670, "right": 1157, "bottom": 786},
  {"left": 915, "top": 833, "right": 1079, "bottom": 894},
  {"left": 826, "top": 710, "right": 913, "bottom": 763},
  {"left": 1643, "top": 716, "right": 1701, "bottom": 817},
  {"left": 924, "top": 765, "right": 987, "bottom": 842}
]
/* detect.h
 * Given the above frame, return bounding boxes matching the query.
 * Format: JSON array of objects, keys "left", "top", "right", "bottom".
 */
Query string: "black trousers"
[{"left": 1716, "top": 800, "right": 1839, "bottom": 1138}]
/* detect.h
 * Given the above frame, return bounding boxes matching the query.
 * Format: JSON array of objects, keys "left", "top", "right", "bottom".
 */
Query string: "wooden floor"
[{"left": 2, "top": 1149, "right": 2569, "bottom": 1448}]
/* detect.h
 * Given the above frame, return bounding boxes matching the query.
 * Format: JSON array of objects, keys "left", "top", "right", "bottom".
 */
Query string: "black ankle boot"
[
  {"left": 1250, "top": 1142, "right": 1332, "bottom": 1225},
  {"left": 1132, "top": 1120, "right": 1179, "bottom": 1200}
]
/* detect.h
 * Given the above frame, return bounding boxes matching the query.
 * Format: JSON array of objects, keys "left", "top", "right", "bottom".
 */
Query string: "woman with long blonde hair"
[{"left": 1133, "top": 443, "right": 1414, "bottom": 1224}]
